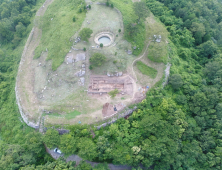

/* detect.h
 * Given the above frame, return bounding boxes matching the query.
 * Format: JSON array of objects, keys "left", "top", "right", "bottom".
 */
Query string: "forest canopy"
[
  {"left": 1, "top": 0, "right": 222, "bottom": 169},
  {"left": 0, "top": 0, "right": 36, "bottom": 46}
]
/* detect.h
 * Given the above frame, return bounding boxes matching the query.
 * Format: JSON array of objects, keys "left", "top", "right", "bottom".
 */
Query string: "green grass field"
[
  {"left": 34, "top": 0, "right": 86, "bottom": 70},
  {"left": 136, "top": 61, "right": 157, "bottom": 78}
]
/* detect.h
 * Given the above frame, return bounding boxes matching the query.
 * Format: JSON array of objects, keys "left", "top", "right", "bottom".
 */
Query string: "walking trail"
[{"left": 129, "top": 41, "right": 152, "bottom": 100}]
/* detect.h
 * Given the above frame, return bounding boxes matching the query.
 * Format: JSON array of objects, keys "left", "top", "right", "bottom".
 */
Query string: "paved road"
[{"left": 47, "top": 148, "right": 134, "bottom": 170}]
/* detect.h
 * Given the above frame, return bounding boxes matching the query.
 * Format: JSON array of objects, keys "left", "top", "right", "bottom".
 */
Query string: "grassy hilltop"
[{"left": 1, "top": 0, "right": 222, "bottom": 169}]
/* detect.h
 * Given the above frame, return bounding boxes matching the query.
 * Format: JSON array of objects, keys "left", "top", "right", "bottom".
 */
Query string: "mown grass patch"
[
  {"left": 48, "top": 110, "right": 81, "bottom": 120},
  {"left": 136, "top": 61, "right": 157, "bottom": 78},
  {"left": 147, "top": 41, "right": 168, "bottom": 63},
  {"left": 34, "top": 0, "right": 86, "bottom": 70},
  {"left": 146, "top": 14, "right": 169, "bottom": 63},
  {"left": 65, "top": 111, "right": 81, "bottom": 119},
  {"left": 111, "top": 0, "right": 146, "bottom": 56}
]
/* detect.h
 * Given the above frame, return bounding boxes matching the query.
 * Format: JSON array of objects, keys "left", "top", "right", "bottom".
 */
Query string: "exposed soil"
[
  {"left": 102, "top": 102, "right": 125, "bottom": 118},
  {"left": 88, "top": 75, "right": 133, "bottom": 95}
]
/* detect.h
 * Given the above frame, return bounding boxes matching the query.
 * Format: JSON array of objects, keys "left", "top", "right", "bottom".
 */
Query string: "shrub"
[
  {"left": 111, "top": 4, "right": 114, "bottom": 8},
  {"left": 108, "top": 89, "right": 119, "bottom": 98},
  {"left": 89, "top": 65, "right": 93, "bottom": 70},
  {"left": 79, "top": 28, "right": 93, "bottom": 42},
  {"left": 43, "top": 129, "right": 60, "bottom": 149},
  {"left": 118, "top": 29, "right": 121, "bottom": 33},
  {"left": 89, "top": 53, "right": 106, "bottom": 67},
  {"left": 115, "top": 52, "right": 117, "bottom": 56},
  {"left": 100, "top": 43, "right": 103, "bottom": 47},
  {"left": 89, "top": 5, "right": 91, "bottom": 9},
  {"left": 106, "top": 2, "right": 109, "bottom": 6},
  {"left": 113, "top": 60, "right": 117, "bottom": 64},
  {"left": 79, "top": 8, "right": 82, "bottom": 13},
  {"left": 83, "top": 47, "right": 86, "bottom": 51},
  {"left": 73, "top": 17, "right": 76, "bottom": 22}
]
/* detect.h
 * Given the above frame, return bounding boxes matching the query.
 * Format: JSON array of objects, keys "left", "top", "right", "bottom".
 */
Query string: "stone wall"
[
  {"left": 96, "top": 106, "right": 137, "bottom": 130},
  {"left": 15, "top": 85, "right": 39, "bottom": 129}
]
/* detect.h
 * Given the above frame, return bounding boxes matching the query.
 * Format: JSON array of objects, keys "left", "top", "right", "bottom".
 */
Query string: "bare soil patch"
[{"left": 88, "top": 75, "right": 133, "bottom": 95}]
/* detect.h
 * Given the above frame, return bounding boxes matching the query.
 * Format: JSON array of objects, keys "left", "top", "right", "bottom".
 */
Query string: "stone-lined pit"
[
  {"left": 98, "top": 36, "right": 111, "bottom": 45},
  {"left": 94, "top": 32, "right": 114, "bottom": 47}
]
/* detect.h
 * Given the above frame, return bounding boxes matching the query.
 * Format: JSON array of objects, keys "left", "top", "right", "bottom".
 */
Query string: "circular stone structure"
[
  {"left": 94, "top": 32, "right": 114, "bottom": 47},
  {"left": 98, "top": 36, "right": 111, "bottom": 45}
]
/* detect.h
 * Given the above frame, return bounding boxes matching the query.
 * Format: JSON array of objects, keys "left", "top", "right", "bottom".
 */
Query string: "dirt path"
[
  {"left": 122, "top": 41, "right": 152, "bottom": 102},
  {"left": 131, "top": 41, "right": 151, "bottom": 82},
  {"left": 46, "top": 147, "right": 140, "bottom": 170}
]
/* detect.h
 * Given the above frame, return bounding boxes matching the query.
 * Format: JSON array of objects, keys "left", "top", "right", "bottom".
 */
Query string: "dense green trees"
[
  {"left": 0, "top": 0, "right": 36, "bottom": 46},
  {"left": 169, "top": 74, "right": 183, "bottom": 90},
  {"left": 43, "top": 129, "right": 60, "bottom": 149}
]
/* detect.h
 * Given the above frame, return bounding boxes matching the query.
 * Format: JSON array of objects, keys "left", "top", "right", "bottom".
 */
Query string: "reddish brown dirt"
[
  {"left": 102, "top": 103, "right": 125, "bottom": 118},
  {"left": 88, "top": 75, "right": 133, "bottom": 95}
]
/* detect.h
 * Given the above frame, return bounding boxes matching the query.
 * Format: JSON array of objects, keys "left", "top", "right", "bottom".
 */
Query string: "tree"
[
  {"left": 111, "top": 144, "right": 133, "bottom": 165},
  {"left": 111, "top": 4, "right": 114, "bottom": 8},
  {"left": 108, "top": 89, "right": 119, "bottom": 98},
  {"left": 24, "top": 132, "right": 43, "bottom": 155},
  {"left": 15, "top": 22, "right": 26, "bottom": 38},
  {"left": 0, "top": 144, "right": 36, "bottom": 169},
  {"left": 93, "top": 163, "right": 110, "bottom": 170},
  {"left": 134, "top": 2, "right": 149, "bottom": 22},
  {"left": 21, "top": 158, "right": 78, "bottom": 169},
  {"left": 126, "top": 23, "right": 138, "bottom": 36},
  {"left": 59, "top": 134, "right": 77, "bottom": 155},
  {"left": 190, "top": 22, "right": 206, "bottom": 44},
  {"left": 97, "top": 136, "right": 112, "bottom": 160},
  {"left": 83, "top": 47, "right": 86, "bottom": 51},
  {"left": 203, "top": 33, "right": 211, "bottom": 42},
  {"left": 89, "top": 5, "right": 91, "bottom": 9},
  {"left": 176, "top": 95, "right": 187, "bottom": 105},
  {"left": 0, "top": 49, "right": 4, "bottom": 58},
  {"left": 78, "top": 160, "right": 92, "bottom": 170},
  {"left": 73, "top": 17, "right": 76, "bottom": 22},
  {"left": 198, "top": 40, "right": 218, "bottom": 59},
  {"left": 100, "top": 43, "right": 103, "bottom": 47},
  {"left": 77, "top": 138, "right": 98, "bottom": 161},
  {"left": 89, "top": 53, "right": 106, "bottom": 68},
  {"left": 43, "top": 129, "right": 60, "bottom": 149},
  {"left": 169, "top": 74, "right": 183, "bottom": 90},
  {"left": 118, "top": 29, "right": 121, "bottom": 33},
  {"left": 203, "top": 61, "right": 221, "bottom": 81},
  {"left": 79, "top": 28, "right": 93, "bottom": 41}
]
